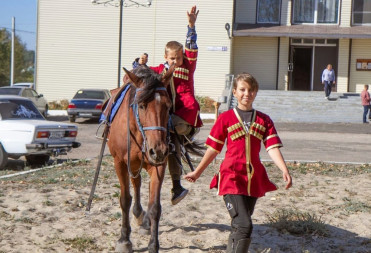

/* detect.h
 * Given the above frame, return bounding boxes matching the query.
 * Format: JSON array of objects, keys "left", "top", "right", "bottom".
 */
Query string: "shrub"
[
  {"left": 196, "top": 96, "right": 215, "bottom": 113},
  {"left": 48, "top": 99, "right": 69, "bottom": 110}
]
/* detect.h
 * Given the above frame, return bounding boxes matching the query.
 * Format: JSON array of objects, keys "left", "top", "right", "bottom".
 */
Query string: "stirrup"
[{"left": 95, "top": 121, "right": 110, "bottom": 141}]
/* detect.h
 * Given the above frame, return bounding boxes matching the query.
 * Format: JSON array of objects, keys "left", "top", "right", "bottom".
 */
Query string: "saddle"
[{"left": 101, "top": 75, "right": 132, "bottom": 123}]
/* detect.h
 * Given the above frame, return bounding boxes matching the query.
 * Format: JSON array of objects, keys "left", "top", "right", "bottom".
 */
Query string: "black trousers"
[{"left": 223, "top": 194, "right": 258, "bottom": 240}]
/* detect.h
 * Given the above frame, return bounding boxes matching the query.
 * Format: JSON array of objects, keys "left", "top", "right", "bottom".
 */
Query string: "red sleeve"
[
  {"left": 205, "top": 113, "right": 228, "bottom": 154},
  {"left": 184, "top": 48, "right": 197, "bottom": 74},
  {"left": 262, "top": 116, "right": 283, "bottom": 151}
]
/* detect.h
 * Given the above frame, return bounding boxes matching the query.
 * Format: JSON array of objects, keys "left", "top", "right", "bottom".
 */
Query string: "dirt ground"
[{"left": 0, "top": 157, "right": 370, "bottom": 253}]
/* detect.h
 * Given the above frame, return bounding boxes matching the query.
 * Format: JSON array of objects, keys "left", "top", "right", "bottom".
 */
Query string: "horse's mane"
[{"left": 132, "top": 65, "right": 164, "bottom": 104}]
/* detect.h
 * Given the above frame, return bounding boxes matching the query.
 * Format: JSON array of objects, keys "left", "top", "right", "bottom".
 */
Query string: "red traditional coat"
[
  {"left": 150, "top": 47, "right": 203, "bottom": 127},
  {"left": 206, "top": 108, "right": 283, "bottom": 198}
]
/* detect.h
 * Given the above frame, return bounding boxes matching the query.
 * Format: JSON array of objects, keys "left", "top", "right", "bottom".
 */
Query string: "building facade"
[{"left": 36, "top": 0, "right": 371, "bottom": 101}]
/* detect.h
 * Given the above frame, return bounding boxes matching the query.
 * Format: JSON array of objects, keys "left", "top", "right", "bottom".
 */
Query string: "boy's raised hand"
[{"left": 187, "top": 5, "right": 199, "bottom": 28}]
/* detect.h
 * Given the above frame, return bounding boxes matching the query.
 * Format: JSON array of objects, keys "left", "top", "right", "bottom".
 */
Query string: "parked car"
[
  {"left": 13, "top": 82, "right": 34, "bottom": 88},
  {"left": 0, "top": 95, "right": 80, "bottom": 169},
  {"left": 67, "top": 89, "right": 110, "bottom": 123},
  {"left": 0, "top": 86, "right": 48, "bottom": 117}
]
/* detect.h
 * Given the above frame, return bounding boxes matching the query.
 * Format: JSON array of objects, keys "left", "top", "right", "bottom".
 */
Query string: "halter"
[{"left": 127, "top": 85, "right": 170, "bottom": 178}]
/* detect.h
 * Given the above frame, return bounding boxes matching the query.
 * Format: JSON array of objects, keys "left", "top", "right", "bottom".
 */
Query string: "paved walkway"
[{"left": 197, "top": 122, "right": 371, "bottom": 164}]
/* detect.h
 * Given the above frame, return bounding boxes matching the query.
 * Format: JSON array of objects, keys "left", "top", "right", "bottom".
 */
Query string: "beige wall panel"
[
  {"left": 350, "top": 39, "right": 371, "bottom": 92},
  {"left": 337, "top": 39, "right": 350, "bottom": 93},
  {"left": 232, "top": 37, "right": 278, "bottom": 90},
  {"left": 278, "top": 37, "right": 289, "bottom": 90},
  {"left": 37, "top": 0, "right": 120, "bottom": 101},
  {"left": 280, "top": 0, "right": 292, "bottom": 26},
  {"left": 121, "top": 0, "right": 233, "bottom": 100},
  {"left": 340, "top": 0, "right": 351, "bottom": 27},
  {"left": 37, "top": 0, "right": 233, "bottom": 102},
  {"left": 235, "top": 0, "right": 256, "bottom": 24}
]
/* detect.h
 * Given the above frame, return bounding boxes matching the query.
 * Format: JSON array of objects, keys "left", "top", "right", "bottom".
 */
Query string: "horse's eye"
[{"left": 139, "top": 104, "right": 146, "bottom": 110}]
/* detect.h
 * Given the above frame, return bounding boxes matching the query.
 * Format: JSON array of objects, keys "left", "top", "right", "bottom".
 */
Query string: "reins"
[{"left": 126, "top": 85, "right": 169, "bottom": 178}]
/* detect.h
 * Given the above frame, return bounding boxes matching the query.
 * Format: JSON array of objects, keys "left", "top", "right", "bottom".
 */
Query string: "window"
[
  {"left": 353, "top": 0, "right": 371, "bottom": 25},
  {"left": 257, "top": 0, "right": 281, "bottom": 24},
  {"left": 293, "top": 0, "right": 339, "bottom": 24}
]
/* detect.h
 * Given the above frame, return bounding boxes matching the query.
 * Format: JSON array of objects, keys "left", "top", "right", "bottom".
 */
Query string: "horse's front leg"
[
  {"left": 114, "top": 159, "right": 133, "bottom": 253},
  {"left": 147, "top": 164, "right": 166, "bottom": 253},
  {"left": 131, "top": 174, "right": 147, "bottom": 227}
]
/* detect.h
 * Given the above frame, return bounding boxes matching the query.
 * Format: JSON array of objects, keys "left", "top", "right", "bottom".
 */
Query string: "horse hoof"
[
  {"left": 135, "top": 210, "right": 146, "bottom": 226},
  {"left": 115, "top": 241, "right": 133, "bottom": 253},
  {"left": 139, "top": 226, "right": 151, "bottom": 235}
]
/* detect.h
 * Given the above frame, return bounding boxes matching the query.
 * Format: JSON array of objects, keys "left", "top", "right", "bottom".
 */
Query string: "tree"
[{"left": 0, "top": 28, "right": 34, "bottom": 87}]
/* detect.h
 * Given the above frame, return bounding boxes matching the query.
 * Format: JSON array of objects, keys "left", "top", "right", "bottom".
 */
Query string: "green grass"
[
  {"left": 267, "top": 208, "right": 329, "bottom": 237},
  {"left": 62, "top": 236, "right": 101, "bottom": 251}
]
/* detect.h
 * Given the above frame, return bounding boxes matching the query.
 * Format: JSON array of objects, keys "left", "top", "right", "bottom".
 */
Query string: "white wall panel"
[
  {"left": 232, "top": 37, "right": 278, "bottom": 90},
  {"left": 337, "top": 39, "right": 350, "bottom": 92},
  {"left": 37, "top": 0, "right": 120, "bottom": 101},
  {"left": 340, "top": 0, "right": 351, "bottom": 27},
  {"left": 350, "top": 39, "right": 371, "bottom": 92},
  {"left": 37, "top": 0, "right": 233, "bottom": 101}
]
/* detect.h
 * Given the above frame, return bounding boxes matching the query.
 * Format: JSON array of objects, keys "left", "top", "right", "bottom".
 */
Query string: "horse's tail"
[{"left": 184, "top": 140, "right": 206, "bottom": 157}]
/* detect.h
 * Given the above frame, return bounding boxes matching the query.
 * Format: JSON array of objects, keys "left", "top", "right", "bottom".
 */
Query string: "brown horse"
[{"left": 107, "top": 65, "right": 175, "bottom": 253}]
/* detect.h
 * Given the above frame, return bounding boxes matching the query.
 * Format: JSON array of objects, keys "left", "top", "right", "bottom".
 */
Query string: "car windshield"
[
  {"left": 0, "top": 88, "right": 21, "bottom": 95},
  {"left": 73, "top": 90, "right": 105, "bottom": 99},
  {"left": 0, "top": 99, "right": 44, "bottom": 120}
]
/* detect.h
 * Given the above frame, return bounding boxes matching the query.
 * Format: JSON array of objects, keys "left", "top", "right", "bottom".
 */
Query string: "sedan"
[
  {"left": 67, "top": 89, "right": 110, "bottom": 123},
  {"left": 0, "top": 86, "right": 48, "bottom": 117},
  {"left": 0, "top": 95, "right": 80, "bottom": 169}
]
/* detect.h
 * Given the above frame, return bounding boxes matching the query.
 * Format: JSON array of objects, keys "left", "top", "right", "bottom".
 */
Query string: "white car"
[{"left": 0, "top": 95, "right": 80, "bottom": 169}]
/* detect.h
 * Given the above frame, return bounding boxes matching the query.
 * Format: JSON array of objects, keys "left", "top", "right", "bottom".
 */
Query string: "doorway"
[
  {"left": 291, "top": 47, "right": 312, "bottom": 91},
  {"left": 313, "top": 47, "right": 338, "bottom": 91}
]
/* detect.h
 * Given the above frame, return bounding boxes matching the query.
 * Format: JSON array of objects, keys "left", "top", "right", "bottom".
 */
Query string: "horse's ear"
[
  {"left": 123, "top": 67, "right": 140, "bottom": 87},
  {"left": 162, "top": 63, "right": 175, "bottom": 87}
]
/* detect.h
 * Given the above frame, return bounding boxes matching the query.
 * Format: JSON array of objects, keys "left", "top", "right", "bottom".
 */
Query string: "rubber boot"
[
  {"left": 227, "top": 237, "right": 251, "bottom": 253},
  {"left": 226, "top": 235, "right": 233, "bottom": 253},
  {"left": 235, "top": 238, "right": 251, "bottom": 253}
]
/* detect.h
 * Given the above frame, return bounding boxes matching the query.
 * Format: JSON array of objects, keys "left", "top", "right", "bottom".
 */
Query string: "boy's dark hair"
[
  {"left": 233, "top": 73, "right": 259, "bottom": 91},
  {"left": 165, "top": 41, "right": 183, "bottom": 55}
]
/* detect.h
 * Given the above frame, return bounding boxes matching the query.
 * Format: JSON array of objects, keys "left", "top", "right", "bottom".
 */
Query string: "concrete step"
[{"left": 218, "top": 90, "right": 365, "bottom": 124}]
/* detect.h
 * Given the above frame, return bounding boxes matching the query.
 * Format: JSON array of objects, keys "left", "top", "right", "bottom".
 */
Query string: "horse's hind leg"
[{"left": 115, "top": 160, "right": 133, "bottom": 253}]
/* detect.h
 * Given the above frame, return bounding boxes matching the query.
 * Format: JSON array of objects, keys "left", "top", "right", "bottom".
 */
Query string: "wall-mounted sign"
[
  {"left": 207, "top": 46, "right": 228, "bottom": 51},
  {"left": 356, "top": 59, "right": 371, "bottom": 71}
]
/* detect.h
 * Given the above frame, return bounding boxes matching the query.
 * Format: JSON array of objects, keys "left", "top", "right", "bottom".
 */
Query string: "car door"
[{"left": 22, "top": 89, "right": 42, "bottom": 112}]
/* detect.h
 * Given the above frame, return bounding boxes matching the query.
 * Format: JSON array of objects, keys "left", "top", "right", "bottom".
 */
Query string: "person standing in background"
[
  {"left": 361, "top": 85, "right": 370, "bottom": 124},
  {"left": 138, "top": 53, "right": 148, "bottom": 66},
  {"left": 322, "top": 64, "right": 336, "bottom": 99}
]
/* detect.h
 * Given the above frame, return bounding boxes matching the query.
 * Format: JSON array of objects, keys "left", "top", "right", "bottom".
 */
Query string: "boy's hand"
[
  {"left": 187, "top": 5, "right": 199, "bottom": 28},
  {"left": 184, "top": 171, "right": 199, "bottom": 183},
  {"left": 283, "top": 171, "right": 292, "bottom": 189}
]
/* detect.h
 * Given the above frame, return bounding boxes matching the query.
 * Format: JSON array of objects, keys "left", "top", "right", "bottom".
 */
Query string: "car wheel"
[
  {"left": 25, "top": 154, "right": 50, "bottom": 167},
  {"left": 69, "top": 116, "right": 76, "bottom": 123},
  {"left": 0, "top": 144, "right": 8, "bottom": 170},
  {"left": 43, "top": 105, "right": 49, "bottom": 118}
]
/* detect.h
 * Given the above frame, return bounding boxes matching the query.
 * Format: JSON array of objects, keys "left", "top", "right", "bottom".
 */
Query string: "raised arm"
[{"left": 187, "top": 5, "right": 199, "bottom": 28}]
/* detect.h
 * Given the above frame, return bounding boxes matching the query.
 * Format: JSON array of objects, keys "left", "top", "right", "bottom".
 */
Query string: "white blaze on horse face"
[{"left": 155, "top": 92, "right": 161, "bottom": 103}]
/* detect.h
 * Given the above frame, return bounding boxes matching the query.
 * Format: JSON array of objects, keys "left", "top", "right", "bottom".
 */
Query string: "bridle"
[{"left": 126, "top": 85, "right": 170, "bottom": 178}]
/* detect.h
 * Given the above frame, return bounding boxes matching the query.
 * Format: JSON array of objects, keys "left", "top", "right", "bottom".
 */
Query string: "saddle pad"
[{"left": 99, "top": 84, "right": 131, "bottom": 124}]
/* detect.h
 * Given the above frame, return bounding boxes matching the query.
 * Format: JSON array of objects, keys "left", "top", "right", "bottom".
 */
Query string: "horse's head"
[{"left": 123, "top": 65, "right": 175, "bottom": 165}]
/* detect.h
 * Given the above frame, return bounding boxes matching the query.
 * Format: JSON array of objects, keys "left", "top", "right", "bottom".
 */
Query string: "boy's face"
[
  {"left": 233, "top": 80, "right": 257, "bottom": 111},
  {"left": 164, "top": 49, "right": 183, "bottom": 67}
]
